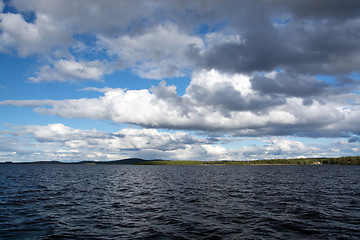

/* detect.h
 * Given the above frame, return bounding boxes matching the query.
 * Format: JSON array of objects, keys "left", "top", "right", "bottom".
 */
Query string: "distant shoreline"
[{"left": 1, "top": 156, "right": 360, "bottom": 165}]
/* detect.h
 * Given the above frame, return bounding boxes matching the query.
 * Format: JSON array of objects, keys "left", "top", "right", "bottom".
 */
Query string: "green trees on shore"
[
  {"left": 138, "top": 156, "right": 360, "bottom": 165},
  {"left": 318, "top": 156, "right": 360, "bottom": 165}
]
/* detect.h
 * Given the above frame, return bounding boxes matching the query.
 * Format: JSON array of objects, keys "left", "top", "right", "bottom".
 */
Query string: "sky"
[{"left": 1, "top": 0, "right": 360, "bottom": 162}]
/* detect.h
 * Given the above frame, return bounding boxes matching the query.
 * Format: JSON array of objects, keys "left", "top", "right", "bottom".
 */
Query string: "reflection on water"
[{"left": 1, "top": 164, "right": 360, "bottom": 239}]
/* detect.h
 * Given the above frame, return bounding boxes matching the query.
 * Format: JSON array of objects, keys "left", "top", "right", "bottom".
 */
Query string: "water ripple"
[{"left": 1, "top": 164, "right": 360, "bottom": 239}]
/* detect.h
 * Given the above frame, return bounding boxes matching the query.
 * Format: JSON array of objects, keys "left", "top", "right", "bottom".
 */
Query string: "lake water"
[{"left": 0, "top": 164, "right": 359, "bottom": 239}]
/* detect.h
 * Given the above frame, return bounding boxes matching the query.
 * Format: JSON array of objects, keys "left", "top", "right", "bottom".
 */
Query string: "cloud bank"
[
  {"left": 1, "top": 123, "right": 357, "bottom": 162},
  {"left": 2, "top": 69, "right": 360, "bottom": 140}
]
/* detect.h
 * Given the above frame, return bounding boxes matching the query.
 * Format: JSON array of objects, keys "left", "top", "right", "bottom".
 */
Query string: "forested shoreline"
[{"left": 136, "top": 156, "right": 360, "bottom": 165}]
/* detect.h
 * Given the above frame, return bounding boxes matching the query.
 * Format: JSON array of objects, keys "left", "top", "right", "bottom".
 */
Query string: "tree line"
[{"left": 137, "top": 156, "right": 360, "bottom": 165}]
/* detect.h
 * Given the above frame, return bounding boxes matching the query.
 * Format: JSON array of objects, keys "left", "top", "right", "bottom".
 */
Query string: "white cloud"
[
  {"left": 231, "top": 137, "right": 345, "bottom": 160},
  {"left": 188, "top": 69, "right": 253, "bottom": 96},
  {"left": 27, "top": 86, "right": 288, "bottom": 131},
  {"left": 2, "top": 123, "right": 359, "bottom": 162},
  {"left": 81, "top": 86, "right": 121, "bottom": 93},
  {"left": 21, "top": 123, "right": 104, "bottom": 142},
  {"left": 11, "top": 0, "right": 154, "bottom": 34},
  {"left": 98, "top": 23, "right": 205, "bottom": 79},
  {"left": 201, "top": 144, "right": 227, "bottom": 155},
  {"left": 264, "top": 139, "right": 306, "bottom": 154},
  {"left": 29, "top": 59, "right": 113, "bottom": 82},
  {"left": 0, "top": 2, "right": 247, "bottom": 80},
  {"left": 113, "top": 128, "right": 205, "bottom": 151},
  {"left": 0, "top": 12, "right": 71, "bottom": 56},
  {"left": 205, "top": 31, "right": 243, "bottom": 47},
  {"left": 0, "top": 123, "right": 227, "bottom": 162},
  {"left": 1, "top": 69, "right": 360, "bottom": 137}
]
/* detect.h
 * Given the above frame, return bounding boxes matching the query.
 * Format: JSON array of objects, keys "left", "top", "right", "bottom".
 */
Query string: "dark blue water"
[{"left": 0, "top": 164, "right": 359, "bottom": 239}]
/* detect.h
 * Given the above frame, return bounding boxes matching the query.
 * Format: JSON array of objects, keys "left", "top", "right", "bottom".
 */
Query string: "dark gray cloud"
[
  {"left": 274, "top": 0, "right": 360, "bottom": 20},
  {"left": 180, "top": 0, "right": 360, "bottom": 77},
  {"left": 186, "top": 82, "right": 285, "bottom": 114},
  {"left": 348, "top": 136, "right": 360, "bottom": 143},
  {"left": 6, "top": 0, "right": 360, "bottom": 76},
  {"left": 200, "top": 20, "right": 360, "bottom": 76},
  {"left": 251, "top": 73, "right": 328, "bottom": 98}
]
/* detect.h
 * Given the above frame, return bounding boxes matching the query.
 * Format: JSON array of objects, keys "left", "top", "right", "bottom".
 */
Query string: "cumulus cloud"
[
  {"left": 0, "top": 70, "right": 295, "bottom": 131},
  {"left": 199, "top": 20, "right": 360, "bottom": 76},
  {"left": 10, "top": 0, "right": 156, "bottom": 35},
  {"left": 185, "top": 69, "right": 285, "bottom": 113},
  {"left": 2, "top": 69, "right": 360, "bottom": 138},
  {"left": 0, "top": 123, "right": 226, "bottom": 162},
  {"left": 2, "top": 0, "right": 360, "bottom": 80},
  {"left": 0, "top": 12, "right": 71, "bottom": 56},
  {"left": 18, "top": 123, "right": 207, "bottom": 151},
  {"left": 98, "top": 23, "right": 204, "bottom": 79},
  {"left": 20, "top": 123, "right": 105, "bottom": 142},
  {"left": 181, "top": 1, "right": 360, "bottom": 77},
  {"left": 29, "top": 59, "right": 113, "bottom": 82},
  {"left": 234, "top": 138, "right": 308, "bottom": 160},
  {"left": 3, "top": 123, "right": 359, "bottom": 162},
  {"left": 251, "top": 72, "right": 329, "bottom": 98},
  {"left": 230, "top": 136, "right": 360, "bottom": 161}
]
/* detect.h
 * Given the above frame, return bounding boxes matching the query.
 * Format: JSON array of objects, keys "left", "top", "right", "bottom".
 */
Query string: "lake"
[{"left": 1, "top": 164, "right": 359, "bottom": 239}]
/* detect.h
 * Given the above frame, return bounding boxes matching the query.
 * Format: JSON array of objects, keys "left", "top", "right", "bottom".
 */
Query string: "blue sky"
[{"left": 1, "top": 0, "right": 360, "bottom": 162}]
